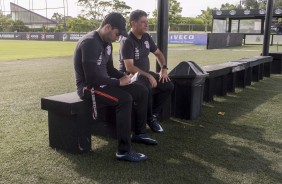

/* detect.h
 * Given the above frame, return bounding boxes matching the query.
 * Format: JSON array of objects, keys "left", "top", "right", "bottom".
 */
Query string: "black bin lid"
[{"left": 169, "top": 61, "right": 209, "bottom": 79}]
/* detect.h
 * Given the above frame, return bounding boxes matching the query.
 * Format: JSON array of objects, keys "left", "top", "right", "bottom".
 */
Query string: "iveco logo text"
[{"left": 170, "top": 34, "right": 194, "bottom": 40}]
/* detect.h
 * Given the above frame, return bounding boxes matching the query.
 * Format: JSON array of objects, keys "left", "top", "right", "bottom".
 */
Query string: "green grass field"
[
  {"left": 0, "top": 40, "right": 76, "bottom": 61},
  {"left": 0, "top": 40, "right": 282, "bottom": 184}
]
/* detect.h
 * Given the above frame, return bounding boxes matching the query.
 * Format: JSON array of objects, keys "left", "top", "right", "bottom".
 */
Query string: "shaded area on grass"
[{"left": 58, "top": 76, "right": 282, "bottom": 184}]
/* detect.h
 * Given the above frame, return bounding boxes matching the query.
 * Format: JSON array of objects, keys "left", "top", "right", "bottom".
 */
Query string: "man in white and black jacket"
[
  {"left": 119, "top": 10, "right": 174, "bottom": 133},
  {"left": 74, "top": 12, "right": 157, "bottom": 162}
]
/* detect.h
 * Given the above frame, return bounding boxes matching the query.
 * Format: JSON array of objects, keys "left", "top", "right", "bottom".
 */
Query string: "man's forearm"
[
  {"left": 126, "top": 65, "right": 151, "bottom": 79},
  {"left": 155, "top": 51, "right": 167, "bottom": 67}
]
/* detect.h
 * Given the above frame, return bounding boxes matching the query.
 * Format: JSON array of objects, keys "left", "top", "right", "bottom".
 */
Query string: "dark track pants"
[
  {"left": 136, "top": 71, "right": 174, "bottom": 121},
  {"left": 83, "top": 83, "right": 148, "bottom": 153}
]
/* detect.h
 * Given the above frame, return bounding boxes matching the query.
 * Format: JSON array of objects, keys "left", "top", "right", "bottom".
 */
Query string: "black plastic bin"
[{"left": 169, "top": 61, "right": 209, "bottom": 120}]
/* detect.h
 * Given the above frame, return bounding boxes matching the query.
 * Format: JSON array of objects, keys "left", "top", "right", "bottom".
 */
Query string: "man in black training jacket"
[
  {"left": 119, "top": 10, "right": 174, "bottom": 133},
  {"left": 74, "top": 12, "right": 157, "bottom": 162}
]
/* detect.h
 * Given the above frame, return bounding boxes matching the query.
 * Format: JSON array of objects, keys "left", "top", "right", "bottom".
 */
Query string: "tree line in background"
[{"left": 1, "top": 0, "right": 282, "bottom": 32}]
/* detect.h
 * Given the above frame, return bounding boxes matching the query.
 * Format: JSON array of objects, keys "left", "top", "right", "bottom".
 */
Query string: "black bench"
[
  {"left": 268, "top": 52, "right": 282, "bottom": 74},
  {"left": 223, "top": 61, "right": 249, "bottom": 91},
  {"left": 202, "top": 64, "right": 232, "bottom": 102},
  {"left": 41, "top": 92, "right": 117, "bottom": 154},
  {"left": 202, "top": 56, "right": 273, "bottom": 102},
  {"left": 259, "top": 56, "right": 273, "bottom": 77},
  {"left": 41, "top": 91, "right": 171, "bottom": 154},
  {"left": 231, "top": 56, "right": 273, "bottom": 82}
]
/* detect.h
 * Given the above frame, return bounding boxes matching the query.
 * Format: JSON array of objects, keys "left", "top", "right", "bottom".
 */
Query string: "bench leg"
[
  {"left": 227, "top": 73, "right": 236, "bottom": 93},
  {"left": 252, "top": 65, "right": 260, "bottom": 82},
  {"left": 246, "top": 67, "right": 252, "bottom": 85},
  {"left": 204, "top": 78, "right": 215, "bottom": 102},
  {"left": 215, "top": 75, "right": 228, "bottom": 96},
  {"left": 48, "top": 112, "right": 92, "bottom": 154},
  {"left": 263, "top": 62, "right": 271, "bottom": 77}
]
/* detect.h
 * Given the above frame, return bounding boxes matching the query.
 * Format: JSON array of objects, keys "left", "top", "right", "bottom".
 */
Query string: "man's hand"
[
  {"left": 119, "top": 75, "right": 131, "bottom": 86},
  {"left": 148, "top": 74, "right": 157, "bottom": 88},
  {"left": 159, "top": 68, "right": 171, "bottom": 83}
]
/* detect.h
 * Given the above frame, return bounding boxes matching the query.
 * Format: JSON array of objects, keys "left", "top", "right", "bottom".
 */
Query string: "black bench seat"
[
  {"left": 41, "top": 92, "right": 117, "bottom": 154},
  {"left": 267, "top": 52, "right": 282, "bottom": 74},
  {"left": 202, "top": 64, "right": 233, "bottom": 102},
  {"left": 231, "top": 56, "right": 272, "bottom": 82}
]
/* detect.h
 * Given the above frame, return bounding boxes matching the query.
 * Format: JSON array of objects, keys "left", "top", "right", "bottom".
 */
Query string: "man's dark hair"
[{"left": 129, "top": 10, "right": 147, "bottom": 26}]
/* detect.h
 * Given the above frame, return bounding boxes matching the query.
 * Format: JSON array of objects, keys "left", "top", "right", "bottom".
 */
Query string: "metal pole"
[
  {"left": 45, "top": 0, "right": 48, "bottom": 31},
  {"left": 262, "top": 0, "right": 274, "bottom": 56},
  {"left": 0, "top": 1, "right": 2, "bottom": 15},
  {"left": 29, "top": 0, "right": 31, "bottom": 30},
  {"left": 63, "top": 0, "right": 66, "bottom": 32},
  {"left": 156, "top": 0, "right": 168, "bottom": 72},
  {"left": 65, "top": 0, "right": 69, "bottom": 16},
  {"left": 3, "top": 0, "right": 5, "bottom": 16}
]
